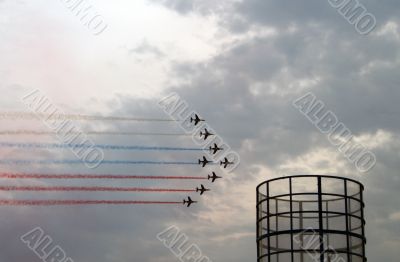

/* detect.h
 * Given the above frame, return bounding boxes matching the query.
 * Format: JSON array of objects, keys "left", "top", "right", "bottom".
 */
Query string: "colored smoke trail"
[
  {"left": 0, "top": 173, "right": 206, "bottom": 180},
  {"left": 0, "top": 130, "right": 190, "bottom": 136},
  {"left": 0, "top": 200, "right": 182, "bottom": 206},
  {"left": 0, "top": 142, "right": 203, "bottom": 151},
  {"left": 0, "top": 160, "right": 200, "bottom": 165},
  {"left": 0, "top": 186, "right": 196, "bottom": 192},
  {"left": 0, "top": 112, "right": 176, "bottom": 122}
]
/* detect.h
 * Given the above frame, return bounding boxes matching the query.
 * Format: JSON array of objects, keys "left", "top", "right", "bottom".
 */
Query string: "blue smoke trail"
[
  {"left": 0, "top": 142, "right": 203, "bottom": 151},
  {"left": 0, "top": 160, "right": 201, "bottom": 165}
]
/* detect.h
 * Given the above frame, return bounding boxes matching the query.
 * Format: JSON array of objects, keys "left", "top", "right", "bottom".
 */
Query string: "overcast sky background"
[{"left": 0, "top": 0, "right": 399, "bottom": 261}]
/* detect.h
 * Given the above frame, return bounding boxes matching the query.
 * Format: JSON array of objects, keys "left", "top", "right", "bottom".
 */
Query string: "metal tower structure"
[{"left": 257, "top": 175, "right": 366, "bottom": 262}]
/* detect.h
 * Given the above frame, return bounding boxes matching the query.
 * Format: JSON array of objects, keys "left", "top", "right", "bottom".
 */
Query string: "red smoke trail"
[
  {"left": 0, "top": 200, "right": 182, "bottom": 206},
  {"left": 0, "top": 186, "right": 195, "bottom": 193},
  {"left": 0, "top": 173, "right": 206, "bottom": 180}
]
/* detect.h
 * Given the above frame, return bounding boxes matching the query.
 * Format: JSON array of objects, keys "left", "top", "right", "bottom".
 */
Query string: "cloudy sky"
[{"left": 0, "top": 0, "right": 399, "bottom": 261}]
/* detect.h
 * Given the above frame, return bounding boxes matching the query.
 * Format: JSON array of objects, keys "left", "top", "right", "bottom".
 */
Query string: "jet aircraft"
[
  {"left": 208, "top": 172, "right": 222, "bottom": 183},
  {"left": 183, "top": 196, "right": 197, "bottom": 207},
  {"left": 190, "top": 114, "right": 205, "bottom": 126},
  {"left": 220, "top": 157, "right": 234, "bottom": 168}
]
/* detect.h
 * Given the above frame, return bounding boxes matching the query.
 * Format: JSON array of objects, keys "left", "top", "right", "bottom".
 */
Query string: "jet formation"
[{"left": 184, "top": 114, "right": 236, "bottom": 207}]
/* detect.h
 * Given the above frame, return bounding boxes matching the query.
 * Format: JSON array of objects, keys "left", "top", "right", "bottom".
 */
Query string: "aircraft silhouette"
[
  {"left": 200, "top": 128, "right": 214, "bottom": 140},
  {"left": 220, "top": 157, "right": 234, "bottom": 168},
  {"left": 198, "top": 156, "right": 211, "bottom": 167},
  {"left": 190, "top": 114, "right": 205, "bottom": 126},
  {"left": 196, "top": 184, "right": 210, "bottom": 195},
  {"left": 208, "top": 172, "right": 222, "bottom": 183},
  {"left": 209, "top": 143, "right": 223, "bottom": 154},
  {"left": 183, "top": 196, "right": 197, "bottom": 207}
]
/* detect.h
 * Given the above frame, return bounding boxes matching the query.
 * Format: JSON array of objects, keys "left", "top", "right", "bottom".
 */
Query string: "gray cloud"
[
  {"left": 130, "top": 40, "right": 165, "bottom": 58},
  {"left": 144, "top": 1, "right": 400, "bottom": 261}
]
